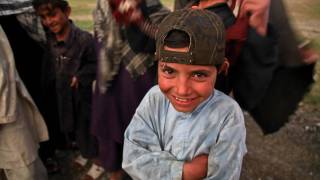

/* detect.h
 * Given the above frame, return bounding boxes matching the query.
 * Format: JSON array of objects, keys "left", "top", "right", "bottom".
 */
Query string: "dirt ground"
[
  {"left": 241, "top": 106, "right": 320, "bottom": 180},
  {"left": 52, "top": 0, "right": 319, "bottom": 180}
]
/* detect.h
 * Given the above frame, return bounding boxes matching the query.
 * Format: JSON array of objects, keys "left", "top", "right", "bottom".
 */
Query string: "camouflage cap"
[{"left": 156, "top": 9, "right": 225, "bottom": 66}]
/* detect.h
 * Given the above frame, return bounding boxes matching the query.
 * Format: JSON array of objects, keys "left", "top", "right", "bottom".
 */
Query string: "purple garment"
[{"left": 91, "top": 62, "right": 157, "bottom": 170}]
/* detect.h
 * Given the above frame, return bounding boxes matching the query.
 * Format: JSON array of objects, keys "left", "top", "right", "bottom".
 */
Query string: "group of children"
[{"left": 1, "top": 0, "right": 318, "bottom": 180}]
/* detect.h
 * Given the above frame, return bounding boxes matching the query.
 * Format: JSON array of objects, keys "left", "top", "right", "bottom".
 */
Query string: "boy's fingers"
[{"left": 239, "top": 0, "right": 269, "bottom": 18}]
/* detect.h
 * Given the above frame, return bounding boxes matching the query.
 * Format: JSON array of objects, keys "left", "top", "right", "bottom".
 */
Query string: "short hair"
[
  {"left": 164, "top": 30, "right": 190, "bottom": 48},
  {"left": 32, "top": 0, "right": 69, "bottom": 12}
]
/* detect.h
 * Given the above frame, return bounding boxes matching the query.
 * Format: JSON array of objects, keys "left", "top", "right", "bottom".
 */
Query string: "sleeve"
[
  {"left": 233, "top": 24, "right": 278, "bottom": 110},
  {"left": 76, "top": 34, "right": 97, "bottom": 87},
  {"left": 145, "top": 0, "right": 171, "bottom": 24},
  {"left": 206, "top": 104, "right": 247, "bottom": 180},
  {"left": 122, "top": 91, "right": 184, "bottom": 180},
  {"left": 0, "top": 27, "right": 17, "bottom": 124},
  {"left": 125, "top": 0, "right": 170, "bottom": 53}
]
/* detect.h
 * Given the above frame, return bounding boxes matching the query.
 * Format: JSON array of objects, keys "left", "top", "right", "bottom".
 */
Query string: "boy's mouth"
[
  {"left": 175, "top": 97, "right": 190, "bottom": 102},
  {"left": 169, "top": 95, "right": 199, "bottom": 112},
  {"left": 172, "top": 95, "right": 197, "bottom": 104}
]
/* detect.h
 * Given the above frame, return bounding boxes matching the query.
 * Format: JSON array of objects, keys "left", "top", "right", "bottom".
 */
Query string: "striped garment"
[{"left": 93, "top": 0, "right": 170, "bottom": 93}]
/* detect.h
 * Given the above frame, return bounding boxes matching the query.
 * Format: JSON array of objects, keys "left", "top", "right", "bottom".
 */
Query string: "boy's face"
[
  {"left": 158, "top": 47, "right": 218, "bottom": 113},
  {"left": 37, "top": 4, "right": 70, "bottom": 36}
]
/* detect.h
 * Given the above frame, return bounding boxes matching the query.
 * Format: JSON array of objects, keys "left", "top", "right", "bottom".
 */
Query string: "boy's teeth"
[{"left": 176, "top": 97, "right": 188, "bottom": 102}]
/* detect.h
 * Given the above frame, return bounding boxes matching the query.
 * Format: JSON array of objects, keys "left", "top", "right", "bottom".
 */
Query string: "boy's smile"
[
  {"left": 158, "top": 61, "right": 218, "bottom": 113},
  {"left": 37, "top": 4, "right": 70, "bottom": 40}
]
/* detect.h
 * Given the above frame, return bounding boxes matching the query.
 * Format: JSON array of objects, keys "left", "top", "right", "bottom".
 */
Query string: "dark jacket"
[{"left": 46, "top": 22, "right": 97, "bottom": 133}]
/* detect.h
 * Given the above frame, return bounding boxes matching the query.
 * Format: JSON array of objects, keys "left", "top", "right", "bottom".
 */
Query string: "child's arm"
[
  {"left": 75, "top": 33, "right": 97, "bottom": 87},
  {"left": 183, "top": 154, "right": 208, "bottom": 180},
  {"left": 122, "top": 89, "right": 184, "bottom": 179},
  {"left": 206, "top": 104, "right": 247, "bottom": 179}
]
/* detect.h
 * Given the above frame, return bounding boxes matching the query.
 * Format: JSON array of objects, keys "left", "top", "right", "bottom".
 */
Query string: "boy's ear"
[
  {"left": 218, "top": 58, "right": 230, "bottom": 76},
  {"left": 65, "top": 6, "right": 71, "bottom": 17}
]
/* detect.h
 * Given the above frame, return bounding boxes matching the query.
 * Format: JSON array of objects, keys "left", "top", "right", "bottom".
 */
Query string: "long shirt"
[
  {"left": 0, "top": 25, "right": 48, "bottom": 169},
  {"left": 123, "top": 85, "right": 247, "bottom": 180}
]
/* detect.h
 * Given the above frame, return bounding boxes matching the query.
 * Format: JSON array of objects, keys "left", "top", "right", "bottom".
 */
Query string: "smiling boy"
[
  {"left": 122, "top": 9, "right": 247, "bottom": 180},
  {"left": 32, "top": 0, "right": 100, "bottom": 177}
]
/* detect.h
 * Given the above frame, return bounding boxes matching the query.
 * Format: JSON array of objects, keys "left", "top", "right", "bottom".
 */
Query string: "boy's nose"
[
  {"left": 43, "top": 17, "right": 53, "bottom": 26},
  {"left": 175, "top": 78, "right": 190, "bottom": 96}
]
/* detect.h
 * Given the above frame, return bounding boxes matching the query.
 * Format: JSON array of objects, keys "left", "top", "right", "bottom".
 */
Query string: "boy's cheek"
[
  {"left": 158, "top": 81, "right": 170, "bottom": 93},
  {"left": 158, "top": 78, "right": 173, "bottom": 96},
  {"left": 158, "top": 76, "right": 174, "bottom": 92}
]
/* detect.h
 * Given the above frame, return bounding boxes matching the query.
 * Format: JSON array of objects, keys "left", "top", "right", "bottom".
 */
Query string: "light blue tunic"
[{"left": 123, "top": 85, "right": 247, "bottom": 180}]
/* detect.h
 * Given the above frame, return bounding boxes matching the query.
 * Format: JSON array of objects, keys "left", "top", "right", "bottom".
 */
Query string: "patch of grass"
[
  {"left": 161, "top": 0, "right": 173, "bottom": 9},
  {"left": 68, "top": 0, "right": 95, "bottom": 31},
  {"left": 311, "top": 37, "right": 320, "bottom": 53},
  {"left": 298, "top": 0, "right": 320, "bottom": 107},
  {"left": 310, "top": 1, "right": 320, "bottom": 18},
  {"left": 304, "top": 63, "right": 320, "bottom": 106},
  {"left": 304, "top": 37, "right": 320, "bottom": 106},
  {"left": 69, "top": 0, "right": 95, "bottom": 15},
  {"left": 73, "top": 19, "right": 94, "bottom": 32},
  {"left": 71, "top": 6, "right": 93, "bottom": 17}
]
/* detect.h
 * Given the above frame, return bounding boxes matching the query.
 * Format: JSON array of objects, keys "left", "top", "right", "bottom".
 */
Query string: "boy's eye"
[
  {"left": 162, "top": 68, "right": 174, "bottom": 75},
  {"left": 160, "top": 64, "right": 175, "bottom": 74},
  {"left": 192, "top": 72, "right": 208, "bottom": 80},
  {"left": 160, "top": 65, "right": 176, "bottom": 78}
]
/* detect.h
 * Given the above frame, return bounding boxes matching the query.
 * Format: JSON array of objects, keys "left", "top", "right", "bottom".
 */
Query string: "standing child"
[
  {"left": 32, "top": 0, "right": 102, "bottom": 178},
  {"left": 91, "top": 0, "right": 169, "bottom": 179},
  {"left": 122, "top": 9, "right": 247, "bottom": 179}
]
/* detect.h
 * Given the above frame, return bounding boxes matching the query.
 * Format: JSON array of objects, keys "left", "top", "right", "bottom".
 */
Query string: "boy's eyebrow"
[
  {"left": 191, "top": 69, "right": 211, "bottom": 73},
  {"left": 159, "top": 63, "right": 179, "bottom": 74},
  {"left": 160, "top": 62, "right": 171, "bottom": 69}
]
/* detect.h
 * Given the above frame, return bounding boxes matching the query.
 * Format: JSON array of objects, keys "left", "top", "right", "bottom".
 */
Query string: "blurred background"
[
  {"left": 69, "top": 0, "right": 320, "bottom": 107},
  {"left": 60, "top": 0, "right": 320, "bottom": 179}
]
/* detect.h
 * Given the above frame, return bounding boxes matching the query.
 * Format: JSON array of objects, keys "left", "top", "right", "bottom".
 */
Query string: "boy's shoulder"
[
  {"left": 145, "top": 85, "right": 166, "bottom": 101},
  {"left": 208, "top": 90, "right": 242, "bottom": 114},
  {"left": 72, "top": 23, "right": 94, "bottom": 42},
  {"left": 141, "top": 85, "right": 168, "bottom": 106}
]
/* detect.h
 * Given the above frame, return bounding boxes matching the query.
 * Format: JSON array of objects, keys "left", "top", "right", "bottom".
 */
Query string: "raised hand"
[{"left": 239, "top": 0, "right": 270, "bottom": 36}]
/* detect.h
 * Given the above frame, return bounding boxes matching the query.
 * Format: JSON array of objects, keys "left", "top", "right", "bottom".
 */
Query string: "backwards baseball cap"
[{"left": 156, "top": 9, "right": 225, "bottom": 66}]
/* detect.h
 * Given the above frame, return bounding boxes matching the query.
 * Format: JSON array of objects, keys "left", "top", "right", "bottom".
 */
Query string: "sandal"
[
  {"left": 83, "top": 163, "right": 105, "bottom": 180},
  {"left": 73, "top": 154, "right": 88, "bottom": 171}
]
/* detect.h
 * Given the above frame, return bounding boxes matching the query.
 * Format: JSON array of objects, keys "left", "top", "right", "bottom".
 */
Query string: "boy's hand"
[
  {"left": 70, "top": 76, "right": 79, "bottom": 89},
  {"left": 239, "top": 0, "right": 270, "bottom": 36},
  {"left": 182, "top": 154, "right": 208, "bottom": 180}
]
